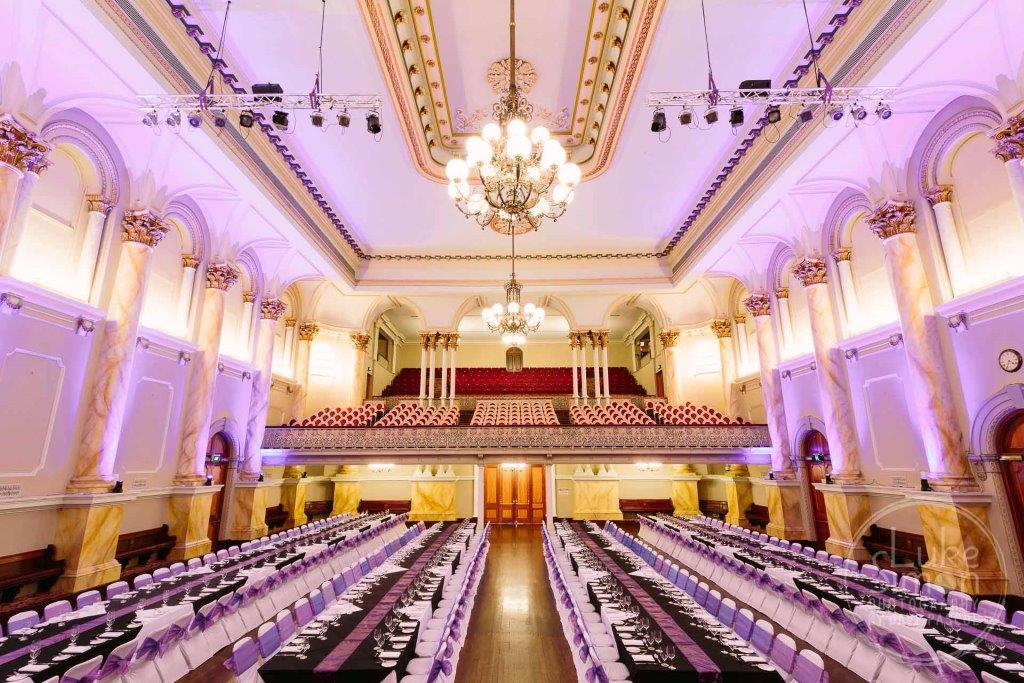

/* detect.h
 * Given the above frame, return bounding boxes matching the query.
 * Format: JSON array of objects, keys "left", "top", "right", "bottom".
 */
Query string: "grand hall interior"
[{"left": 1, "top": 0, "right": 1023, "bottom": 681}]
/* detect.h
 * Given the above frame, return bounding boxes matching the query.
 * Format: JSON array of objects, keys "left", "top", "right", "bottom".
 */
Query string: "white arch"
[{"left": 970, "top": 384, "right": 1024, "bottom": 456}]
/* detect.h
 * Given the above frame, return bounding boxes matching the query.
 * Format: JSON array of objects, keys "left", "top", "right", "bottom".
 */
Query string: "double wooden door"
[{"left": 483, "top": 464, "right": 545, "bottom": 524}]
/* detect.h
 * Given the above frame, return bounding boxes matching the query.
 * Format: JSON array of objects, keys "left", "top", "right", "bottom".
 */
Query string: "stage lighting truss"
[
  {"left": 645, "top": 86, "right": 896, "bottom": 119},
  {"left": 137, "top": 93, "right": 383, "bottom": 126}
]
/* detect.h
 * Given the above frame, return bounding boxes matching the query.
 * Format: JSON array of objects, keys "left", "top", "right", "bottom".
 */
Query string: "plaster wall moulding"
[{"left": 358, "top": 0, "right": 665, "bottom": 182}]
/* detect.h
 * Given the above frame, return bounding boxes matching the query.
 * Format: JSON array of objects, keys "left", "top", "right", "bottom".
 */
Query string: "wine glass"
[
  {"left": 28, "top": 641, "right": 41, "bottom": 665},
  {"left": 373, "top": 627, "right": 385, "bottom": 652},
  {"left": 69, "top": 625, "right": 81, "bottom": 647},
  {"left": 104, "top": 612, "right": 115, "bottom": 633}
]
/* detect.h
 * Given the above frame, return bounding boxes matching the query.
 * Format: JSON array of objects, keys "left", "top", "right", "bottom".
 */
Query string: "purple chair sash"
[
  {"left": 62, "top": 662, "right": 102, "bottom": 683},
  {"left": 136, "top": 636, "right": 163, "bottom": 660},
  {"left": 97, "top": 649, "right": 135, "bottom": 678}
]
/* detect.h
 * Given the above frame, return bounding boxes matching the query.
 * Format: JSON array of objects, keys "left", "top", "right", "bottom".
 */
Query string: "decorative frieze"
[
  {"left": 925, "top": 185, "right": 954, "bottom": 206},
  {"left": 792, "top": 257, "right": 828, "bottom": 286},
  {"left": 0, "top": 116, "right": 50, "bottom": 174},
  {"left": 260, "top": 297, "right": 287, "bottom": 320},
  {"left": 205, "top": 263, "right": 240, "bottom": 290},
  {"left": 298, "top": 322, "right": 320, "bottom": 342},
  {"left": 867, "top": 201, "right": 917, "bottom": 240},
  {"left": 743, "top": 294, "right": 772, "bottom": 318},
  {"left": 121, "top": 210, "right": 169, "bottom": 247},
  {"left": 991, "top": 113, "right": 1024, "bottom": 163},
  {"left": 709, "top": 319, "right": 732, "bottom": 339}
]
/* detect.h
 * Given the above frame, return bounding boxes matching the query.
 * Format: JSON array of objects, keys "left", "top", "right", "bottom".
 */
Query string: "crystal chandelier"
[
  {"left": 444, "top": 0, "right": 581, "bottom": 235},
  {"left": 481, "top": 229, "right": 545, "bottom": 346}
]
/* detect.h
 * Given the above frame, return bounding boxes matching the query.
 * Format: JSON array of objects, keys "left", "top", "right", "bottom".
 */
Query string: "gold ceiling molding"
[
  {"left": 486, "top": 58, "right": 537, "bottom": 95},
  {"left": 358, "top": 0, "right": 664, "bottom": 183}
]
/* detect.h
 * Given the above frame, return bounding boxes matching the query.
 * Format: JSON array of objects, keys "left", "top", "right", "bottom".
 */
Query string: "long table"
[
  {"left": 564, "top": 521, "right": 783, "bottom": 683},
  {"left": 259, "top": 521, "right": 464, "bottom": 683}
]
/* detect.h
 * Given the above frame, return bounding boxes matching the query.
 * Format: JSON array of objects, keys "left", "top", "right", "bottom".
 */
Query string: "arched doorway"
[
  {"left": 205, "top": 432, "right": 231, "bottom": 544},
  {"left": 998, "top": 411, "right": 1024, "bottom": 558},
  {"left": 802, "top": 430, "right": 832, "bottom": 545}
]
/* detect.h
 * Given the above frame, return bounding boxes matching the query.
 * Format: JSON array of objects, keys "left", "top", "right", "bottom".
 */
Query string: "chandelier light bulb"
[
  {"left": 507, "top": 300, "right": 520, "bottom": 314},
  {"left": 540, "top": 138, "right": 566, "bottom": 168},
  {"left": 557, "top": 162, "right": 582, "bottom": 187},
  {"left": 491, "top": 303, "right": 504, "bottom": 315},
  {"left": 506, "top": 134, "right": 531, "bottom": 159},
  {"left": 465, "top": 136, "right": 492, "bottom": 166},
  {"left": 445, "top": 157, "right": 469, "bottom": 182},
  {"left": 447, "top": 180, "right": 470, "bottom": 200},
  {"left": 530, "top": 126, "right": 551, "bottom": 144},
  {"left": 482, "top": 122, "right": 502, "bottom": 142},
  {"left": 479, "top": 163, "right": 498, "bottom": 178},
  {"left": 552, "top": 184, "right": 572, "bottom": 204},
  {"left": 506, "top": 118, "right": 527, "bottom": 137}
]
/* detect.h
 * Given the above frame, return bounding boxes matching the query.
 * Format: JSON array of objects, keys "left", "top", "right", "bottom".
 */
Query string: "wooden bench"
[
  {"left": 115, "top": 526, "right": 176, "bottom": 581},
  {"left": 862, "top": 524, "right": 928, "bottom": 572},
  {"left": 265, "top": 504, "right": 288, "bottom": 530},
  {"left": 0, "top": 545, "right": 65, "bottom": 604},
  {"left": 619, "top": 499, "right": 674, "bottom": 519},
  {"left": 699, "top": 499, "right": 729, "bottom": 520},
  {"left": 745, "top": 504, "right": 769, "bottom": 531},
  {"left": 359, "top": 500, "right": 411, "bottom": 515},
  {"left": 304, "top": 500, "right": 332, "bottom": 521}
]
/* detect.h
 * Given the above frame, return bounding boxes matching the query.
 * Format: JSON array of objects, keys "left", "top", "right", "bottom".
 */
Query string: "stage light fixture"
[
  {"left": 187, "top": 110, "right": 202, "bottom": 128},
  {"left": 766, "top": 106, "right": 781, "bottom": 124},
  {"left": 272, "top": 110, "right": 289, "bottom": 130},
  {"left": 213, "top": 112, "right": 227, "bottom": 128},
  {"left": 876, "top": 103, "right": 892, "bottom": 120},
  {"left": 337, "top": 110, "right": 351, "bottom": 128},
  {"left": 142, "top": 110, "right": 158, "bottom": 127},
  {"left": 366, "top": 111, "right": 382, "bottom": 135},
  {"left": 851, "top": 105, "right": 868, "bottom": 121},
  {"left": 239, "top": 110, "right": 255, "bottom": 128},
  {"left": 705, "top": 109, "right": 719, "bottom": 125},
  {"left": 729, "top": 106, "right": 744, "bottom": 127},
  {"left": 311, "top": 110, "right": 324, "bottom": 128},
  {"left": 650, "top": 109, "right": 667, "bottom": 133},
  {"left": 678, "top": 108, "right": 693, "bottom": 126},
  {"left": 165, "top": 110, "right": 181, "bottom": 127},
  {"left": 829, "top": 105, "right": 844, "bottom": 122},
  {"left": 798, "top": 108, "right": 814, "bottom": 124}
]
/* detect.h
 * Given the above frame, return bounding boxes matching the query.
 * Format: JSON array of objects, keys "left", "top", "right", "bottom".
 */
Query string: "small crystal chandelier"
[
  {"left": 481, "top": 229, "right": 544, "bottom": 347},
  {"left": 444, "top": 0, "right": 580, "bottom": 235}
]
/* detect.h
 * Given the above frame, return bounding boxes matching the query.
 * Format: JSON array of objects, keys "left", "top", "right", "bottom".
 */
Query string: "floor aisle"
[{"left": 455, "top": 524, "right": 577, "bottom": 683}]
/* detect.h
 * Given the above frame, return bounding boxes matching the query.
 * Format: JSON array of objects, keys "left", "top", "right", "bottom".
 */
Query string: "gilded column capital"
[
  {"left": 84, "top": 194, "right": 112, "bottom": 214},
  {"left": 447, "top": 333, "right": 459, "bottom": 351},
  {"left": 284, "top": 317, "right": 297, "bottom": 328},
  {"left": 774, "top": 287, "right": 790, "bottom": 300},
  {"left": 710, "top": 318, "right": 732, "bottom": 338},
  {"left": 260, "top": 297, "right": 287, "bottom": 320},
  {"left": 350, "top": 332, "right": 371, "bottom": 350},
  {"left": 659, "top": 330, "right": 679, "bottom": 348},
  {"left": 205, "top": 263, "right": 241, "bottom": 291},
  {"left": 419, "top": 331, "right": 432, "bottom": 350},
  {"left": 792, "top": 257, "right": 828, "bottom": 286},
  {"left": 298, "top": 322, "right": 320, "bottom": 342},
  {"left": 743, "top": 294, "right": 772, "bottom": 317},
  {"left": 568, "top": 331, "right": 580, "bottom": 349},
  {"left": 867, "top": 201, "right": 917, "bottom": 240},
  {"left": 991, "top": 113, "right": 1024, "bottom": 162},
  {"left": 181, "top": 253, "right": 199, "bottom": 269},
  {"left": 121, "top": 210, "right": 169, "bottom": 247},
  {"left": 733, "top": 313, "right": 747, "bottom": 325},
  {"left": 831, "top": 247, "right": 852, "bottom": 263},
  {"left": 0, "top": 116, "right": 51, "bottom": 174},
  {"left": 925, "top": 185, "right": 954, "bottom": 206},
  {"left": 598, "top": 331, "right": 610, "bottom": 348},
  {"left": 242, "top": 290, "right": 256, "bottom": 304}
]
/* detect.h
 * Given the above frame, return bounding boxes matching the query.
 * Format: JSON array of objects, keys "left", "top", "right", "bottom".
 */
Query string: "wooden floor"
[{"left": 455, "top": 524, "right": 577, "bottom": 683}]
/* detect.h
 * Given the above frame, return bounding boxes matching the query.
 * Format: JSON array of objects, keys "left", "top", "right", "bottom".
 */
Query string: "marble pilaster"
[
  {"left": 775, "top": 288, "right": 794, "bottom": 352},
  {"left": 53, "top": 497, "right": 124, "bottom": 593},
  {"left": 733, "top": 315, "right": 750, "bottom": 372},
  {"left": 915, "top": 492, "right": 1007, "bottom": 595},
  {"left": 590, "top": 331, "right": 603, "bottom": 402},
  {"left": 925, "top": 187, "right": 969, "bottom": 296},
  {"left": 281, "top": 472, "right": 309, "bottom": 527},
  {"left": 0, "top": 115, "right": 50, "bottom": 275},
  {"left": 448, "top": 335, "right": 459, "bottom": 404},
  {"left": 600, "top": 331, "right": 611, "bottom": 401},
  {"left": 331, "top": 469, "right": 360, "bottom": 515},
  {"left": 427, "top": 332, "right": 437, "bottom": 404},
  {"left": 418, "top": 332, "right": 429, "bottom": 403},
  {"left": 570, "top": 333, "right": 580, "bottom": 401},
  {"left": 74, "top": 197, "right": 110, "bottom": 301},
  {"left": 290, "top": 322, "right": 319, "bottom": 422},
  {"left": 724, "top": 465, "right": 754, "bottom": 527},
  {"left": 167, "top": 486, "right": 220, "bottom": 560},
  {"left": 174, "top": 263, "right": 239, "bottom": 486},
  {"left": 578, "top": 331, "right": 589, "bottom": 402},
  {"left": 831, "top": 249, "right": 860, "bottom": 330},
  {"left": 225, "top": 481, "right": 274, "bottom": 541},
  {"left": 439, "top": 333, "right": 449, "bottom": 403},
  {"left": 240, "top": 298, "right": 286, "bottom": 481},
  {"left": 816, "top": 484, "right": 872, "bottom": 561},
  {"left": 710, "top": 319, "right": 740, "bottom": 418},
  {"left": 409, "top": 478, "right": 457, "bottom": 522},
  {"left": 659, "top": 330, "right": 680, "bottom": 404},
  {"left": 671, "top": 474, "right": 702, "bottom": 517},
  {"left": 573, "top": 472, "right": 622, "bottom": 520},
  {"left": 991, "top": 113, "right": 1024, "bottom": 230},
  {"left": 762, "top": 479, "right": 806, "bottom": 540},
  {"left": 351, "top": 331, "right": 371, "bottom": 406}
]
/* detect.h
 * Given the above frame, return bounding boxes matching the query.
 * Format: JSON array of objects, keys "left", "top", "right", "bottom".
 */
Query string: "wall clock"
[{"left": 999, "top": 349, "right": 1023, "bottom": 373}]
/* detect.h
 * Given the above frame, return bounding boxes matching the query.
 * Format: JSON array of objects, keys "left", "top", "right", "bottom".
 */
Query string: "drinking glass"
[{"left": 28, "top": 642, "right": 41, "bottom": 664}]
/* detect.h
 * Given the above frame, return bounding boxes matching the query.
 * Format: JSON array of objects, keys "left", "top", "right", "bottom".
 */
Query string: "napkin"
[
  {"left": 18, "top": 664, "right": 49, "bottom": 673},
  {"left": 952, "top": 643, "right": 980, "bottom": 651},
  {"left": 632, "top": 654, "right": 655, "bottom": 662},
  {"left": 62, "top": 646, "right": 91, "bottom": 654},
  {"left": 380, "top": 651, "right": 401, "bottom": 659},
  {"left": 997, "top": 662, "right": 1024, "bottom": 671}
]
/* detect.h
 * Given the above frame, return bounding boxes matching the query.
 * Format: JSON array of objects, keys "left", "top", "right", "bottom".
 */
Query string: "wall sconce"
[
  {"left": 500, "top": 463, "right": 526, "bottom": 471},
  {"left": 368, "top": 463, "right": 395, "bottom": 473},
  {"left": 635, "top": 462, "right": 662, "bottom": 472}
]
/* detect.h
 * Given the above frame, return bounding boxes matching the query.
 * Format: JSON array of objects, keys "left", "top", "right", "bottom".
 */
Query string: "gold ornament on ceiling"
[{"left": 487, "top": 58, "right": 538, "bottom": 95}]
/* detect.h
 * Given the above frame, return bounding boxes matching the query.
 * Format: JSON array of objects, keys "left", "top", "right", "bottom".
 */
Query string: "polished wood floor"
[{"left": 455, "top": 524, "right": 577, "bottom": 683}]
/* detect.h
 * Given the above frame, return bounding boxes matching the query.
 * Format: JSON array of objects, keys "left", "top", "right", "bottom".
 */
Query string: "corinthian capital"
[
  {"left": 925, "top": 186, "right": 953, "bottom": 206},
  {"left": 121, "top": 210, "right": 169, "bottom": 247},
  {"left": 350, "top": 332, "right": 371, "bottom": 350},
  {"left": 867, "top": 201, "right": 916, "bottom": 241},
  {"left": 0, "top": 116, "right": 50, "bottom": 174},
  {"left": 792, "top": 257, "right": 828, "bottom": 287},
  {"left": 743, "top": 294, "right": 772, "bottom": 317},
  {"left": 260, "top": 297, "right": 287, "bottom": 320},
  {"left": 831, "top": 247, "right": 852, "bottom": 263},
  {"left": 298, "top": 322, "right": 320, "bottom": 342},
  {"left": 709, "top": 318, "right": 732, "bottom": 338},
  {"left": 659, "top": 330, "right": 679, "bottom": 348},
  {"left": 991, "top": 113, "right": 1024, "bottom": 162},
  {"left": 205, "top": 263, "right": 241, "bottom": 291},
  {"left": 181, "top": 253, "right": 200, "bottom": 269}
]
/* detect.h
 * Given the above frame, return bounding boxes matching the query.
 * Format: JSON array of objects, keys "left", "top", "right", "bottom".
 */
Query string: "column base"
[
  {"left": 225, "top": 482, "right": 274, "bottom": 540},
  {"left": 280, "top": 479, "right": 309, "bottom": 528},
  {"left": 53, "top": 496, "right": 124, "bottom": 593},
  {"left": 172, "top": 474, "right": 206, "bottom": 487},
  {"left": 573, "top": 479, "right": 622, "bottom": 520},
  {"left": 816, "top": 484, "right": 872, "bottom": 562},
  {"left": 671, "top": 476, "right": 701, "bottom": 517},
  {"left": 410, "top": 480, "right": 456, "bottom": 521},
  {"left": 331, "top": 477, "right": 360, "bottom": 516},
  {"left": 915, "top": 493, "right": 1008, "bottom": 595},
  {"left": 65, "top": 476, "right": 116, "bottom": 494},
  {"left": 167, "top": 486, "right": 220, "bottom": 561},
  {"left": 763, "top": 480, "right": 806, "bottom": 540},
  {"left": 725, "top": 477, "right": 754, "bottom": 527}
]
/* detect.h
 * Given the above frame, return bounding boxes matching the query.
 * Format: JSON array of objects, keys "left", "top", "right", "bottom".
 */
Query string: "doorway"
[
  {"left": 483, "top": 464, "right": 545, "bottom": 524},
  {"left": 205, "top": 432, "right": 231, "bottom": 544},
  {"left": 802, "top": 430, "right": 832, "bottom": 545},
  {"left": 998, "top": 411, "right": 1024, "bottom": 558}
]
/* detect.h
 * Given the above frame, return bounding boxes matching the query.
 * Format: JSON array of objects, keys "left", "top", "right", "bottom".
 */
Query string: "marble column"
[
  {"left": 70, "top": 210, "right": 169, "bottom": 493},
  {"left": 0, "top": 115, "right": 50, "bottom": 275},
  {"left": 53, "top": 496, "right": 124, "bottom": 592},
  {"left": 925, "top": 187, "right": 969, "bottom": 296},
  {"left": 439, "top": 333, "right": 449, "bottom": 403},
  {"left": 775, "top": 288, "right": 794, "bottom": 353},
  {"left": 225, "top": 481, "right": 274, "bottom": 541},
  {"left": 448, "top": 335, "right": 459, "bottom": 405},
  {"left": 866, "top": 201, "right": 974, "bottom": 490},
  {"left": 762, "top": 480, "right": 806, "bottom": 540},
  {"left": 427, "top": 333, "right": 436, "bottom": 404},
  {"left": 744, "top": 294, "right": 796, "bottom": 482},
  {"left": 239, "top": 298, "right": 286, "bottom": 483},
  {"left": 74, "top": 196, "right": 110, "bottom": 301},
  {"left": 175, "top": 263, "right": 240, "bottom": 486},
  {"left": 734, "top": 315, "right": 750, "bottom": 372},
  {"left": 591, "top": 331, "right": 603, "bottom": 402},
  {"left": 992, "top": 113, "right": 1024, "bottom": 230},
  {"left": 176, "top": 254, "right": 199, "bottom": 333},
  {"left": 283, "top": 318, "right": 296, "bottom": 374},
  {"left": 280, "top": 467, "right": 309, "bottom": 528},
  {"left": 418, "top": 332, "right": 429, "bottom": 404},
  {"left": 351, "top": 332, "right": 371, "bottom": 406},
  {"left": 671, "top": 464, "right": 701, "bottom": 516},
  {"left": 916, "top": 492, "right": 1007, "bottom": 595},
  {"left": 831, "top": 248, "right": 860, "bottom": 330},
  {"left": 710, "top": 319, "right": 741, "bottom": 419},
  {"left": 239, "top": 290, "right": 255, "bottom": 358},
  {"left": 570, "top": 333, "right": 580, "bottom": 402},
  {"left": 724, "top": 465, "right": 754, "bottom": 527},
  {"left": 600, "top": 331, "right": 611, "bottom": 401},
  {"left": 659, "top": 330, "right": 679, "bottom": 403},
  {"left": 290, "top": 322, "right": 319, "bottom": 423},
  {"left": 579, "top": 332, "right": 589, "bottom": 402}
]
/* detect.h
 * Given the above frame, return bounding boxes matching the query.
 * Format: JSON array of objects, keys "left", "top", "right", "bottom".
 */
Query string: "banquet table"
[
  {"left": 259, "top": 522, "right": 462, "bottom": 683},
  {"left": 0, "top": 513, "right": 381, "bottom": 682},
  {"left": 566, "top": 522, "right": 783, "bottom": 683}
]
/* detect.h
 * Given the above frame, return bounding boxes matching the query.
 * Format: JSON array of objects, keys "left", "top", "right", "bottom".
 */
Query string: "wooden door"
[
  {"left": 483, "top": 465, "right": 545, "bottom": 524},
  {"left": 999, "top": 412, "right": 1024, "bottom": 558},
  {"left": 205, "top": 433, "right": 230, "bottom": 543},
  {"left": 802, "top": 430, "right": 831, "bottom": 545},
  {"left": 655, "top": 370, "right": 665, "bottom": 398}
]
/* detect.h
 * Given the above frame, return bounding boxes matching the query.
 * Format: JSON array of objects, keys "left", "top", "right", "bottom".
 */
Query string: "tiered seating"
[
  {"left": 288, "top": 401, "right": 386, "bottom": 427},
  {"left": 470, "top": 400, "right": 558, "bottom": 425},
  {"left": 382, "top": 367, "right": 646, "bottom": 396},
  {"left": 570, "top": 400, "right": 655, "bottom": 425},
  {"left": 645, "top": 400, "right": 746, "bottom": 425},
  {"left": 377, "top": 402, "right": 459, "bottom": 427}
]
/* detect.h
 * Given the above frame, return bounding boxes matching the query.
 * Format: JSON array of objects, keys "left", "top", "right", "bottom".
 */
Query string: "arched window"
[
  {"left": 219, "top": 266, "right": 254, "bottom": 360},
  {"left": 847, "top": 213, "right": 899, "bottom": 332},
  {"left": 139, "top": 221, "right": 188, "bottom": 336}
]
